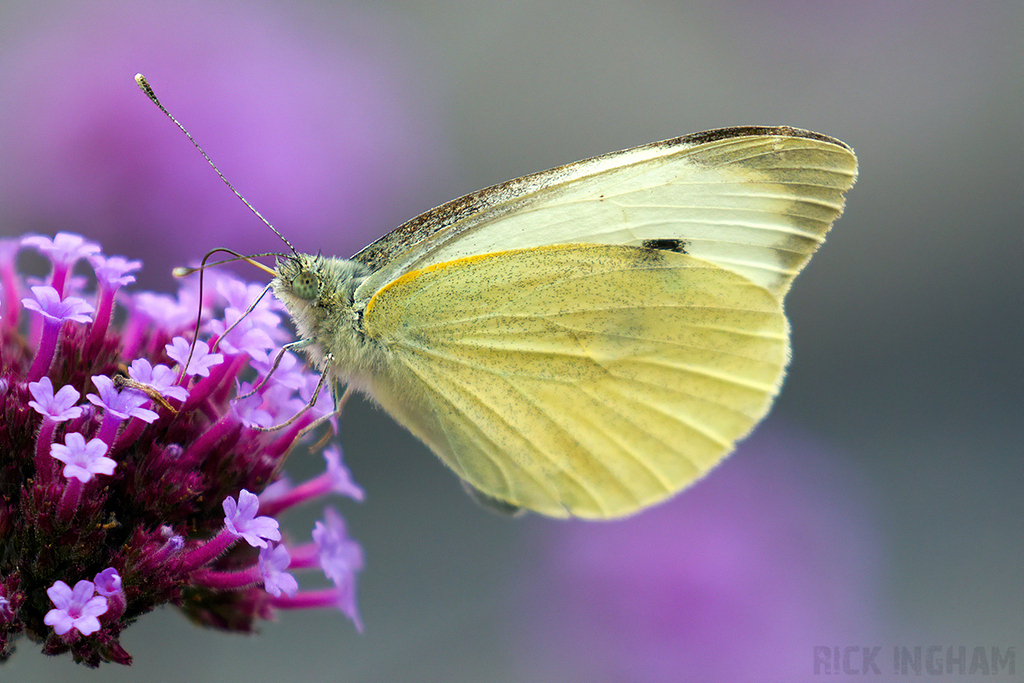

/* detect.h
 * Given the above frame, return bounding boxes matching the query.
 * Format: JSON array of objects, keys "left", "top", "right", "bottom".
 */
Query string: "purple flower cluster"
[{"left": 0, "top": 232, "right": 364, "bottom": 666}]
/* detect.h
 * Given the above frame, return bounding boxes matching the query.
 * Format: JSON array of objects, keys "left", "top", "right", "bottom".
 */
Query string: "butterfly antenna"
[{"left": 134, "top": 73, "right": 300, "bottom": 257}]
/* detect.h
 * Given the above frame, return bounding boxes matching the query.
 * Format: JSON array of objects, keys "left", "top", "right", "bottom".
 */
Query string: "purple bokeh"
[
  {"left": 516, "top": 426, "right": 885, "bottom": 683},
  {"left": 0, "top": 0, "right": 455, "bottom": 289}
]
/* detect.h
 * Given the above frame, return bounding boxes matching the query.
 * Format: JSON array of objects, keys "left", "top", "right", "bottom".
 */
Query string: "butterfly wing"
[
  {"left": 352, "top": 127, "right": 857, "bottom": 304},
  {"left": 343, "top": 127, "right": 855, "bottom": 518},
  {"left": 361, "top": 244, "right": 788, "bottom": 518}
]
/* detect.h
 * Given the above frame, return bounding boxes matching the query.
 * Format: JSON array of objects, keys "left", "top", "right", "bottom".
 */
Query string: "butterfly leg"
[
  {"left": 301, "top": 382, "right": 354, "bottom": 451},
  {"left": 249, "top": 352, "right": 352, "bottom": 444},
  {"left": 237, "top": 339, "right": 312, "bottom": 400}
]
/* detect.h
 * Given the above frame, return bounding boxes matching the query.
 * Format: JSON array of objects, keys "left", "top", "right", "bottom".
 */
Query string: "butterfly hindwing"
[{"left": 360, "top": 244, "right": 788, "bottom": 518}]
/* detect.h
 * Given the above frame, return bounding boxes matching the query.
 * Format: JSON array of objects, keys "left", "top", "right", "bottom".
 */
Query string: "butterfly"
[{"left": 268, "top": 126, "right": 858, "bottom": 519}]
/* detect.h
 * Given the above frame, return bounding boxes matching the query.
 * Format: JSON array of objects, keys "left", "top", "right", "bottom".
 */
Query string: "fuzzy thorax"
[{"left": 271, "top": 254, "right": 382, "bottom": 380}]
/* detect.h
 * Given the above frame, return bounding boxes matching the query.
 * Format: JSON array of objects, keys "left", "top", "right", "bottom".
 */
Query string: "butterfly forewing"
[
  {"left": 361, "top": 244, "right": 788, "bottom": 518},
  {"left": 352, "top": 127, "right": 857, "bottom": 304}
]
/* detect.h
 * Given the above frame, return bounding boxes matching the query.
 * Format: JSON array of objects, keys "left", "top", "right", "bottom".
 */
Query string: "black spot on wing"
[{"left": 642, "top": 238, "right": 688, "bottom": 254}]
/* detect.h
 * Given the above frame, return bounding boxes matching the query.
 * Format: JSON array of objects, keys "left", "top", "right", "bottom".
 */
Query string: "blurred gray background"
[{"left": 1, "top": 1, "right": 1020, "bottom": 681}]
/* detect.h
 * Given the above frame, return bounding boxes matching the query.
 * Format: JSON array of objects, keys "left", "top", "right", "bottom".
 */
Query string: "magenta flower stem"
[
  {"left": 87, "top": 285, "right": 115, "bottom": 349},
  {"left": 208, "top": 354, "right": 249, "bottom": 404},
  {"left": 259, "top": 474, "right": 331, "bottom": 518},
  {"left": 183, "top": 413, "right": 237, "bottom": 463},
  {"left": 58, "top": 477, "right": 83, "bottom": 520},
  {"left": 115, "top": 308, "right": 145, "bottom": 360},
  {"left": 269, "top": 586, "right": 340, "bottom": 610},
  {"left": 103, "top": 593, "right": 127, "bottom": 621},
  {"left": 181, "top": 354, "right": 243, "bottom": 411},
  {"left": 110, "top": 417, "right": 147, "bottom": 458},
  {"left": 35, "top": 418, "right": 57, "bottom": 481},
  {"left": 283, "top": 542, "right": 319, "bottom": 569},
  {"left": 27, "top": 318, "right": 62, "bottom": 382},
  {"left": 96, "top": 414, "right": 123, "bottom": 448},
  {"left": 176, "top": 528, "right": 237, "bottom": 572},
  {"left": 1, "top": 268, "right": 20, "bottom": 329},
  {"left": 50, "top": 264, "right": 69, "bottom": 298},
  {"left": 193, "top": 564, "right": 262, "bottom": 592},
  {"left": 144, "top": 537, "right": 184, "bottom": 568},
  {"left": 260, "top": 419, "right": 311, "bottom": 463}
]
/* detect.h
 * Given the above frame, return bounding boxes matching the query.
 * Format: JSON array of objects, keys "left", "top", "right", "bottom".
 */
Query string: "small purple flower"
[
  {"left": 50, "top": 432, "right": 115, "bottom": 483},
  {"left": 165, "top": 336, "right": 223, "bottom": 377},
  {"left": 93, "top": 567, "right": 126, "bottom": 621},
  {"left": 262, "top": 380, "right": 319, "bottom": 424},
  {"left": 93, "top": 568, "right": 122, "bottom": 597},
  {"left": 27, "top": 376, "right": 83, "bottom": 421},
  {"left": 152, "top": 526, "right": 186, "bottom": 558},
  {"left": 134, "top": 292, "right": 198, "bottom": 332},
  {"left": 22, "top": 233, "right": 101, "bottom": 297},
  {"left": 22, "top": 286, "right": 97, "bottom": 380},
  {"left": 216, "top": 277, "right": 284, "bottom": 332},
  {"left": 127, "top": 358, "right": 189, "bottom": 401},
  {"left": 313, "top": 507, "right": 364, "bottom": 588},
  {"left": 231, "top": 390, "right": 276, "bottom": 430},
  {"left": 165, "top": 535, "right": 185, "bottom": 554},
  {"left": 87, "top": 375, "right": 159, "bottom": 423},
  {"left": 250, "top": 350, "right": 306, "bottom": 391},
  {"left": 206, "top": 316, "right": 277, "bottom": 362},
  {"left": 223, "top": 490, "right": 281, "bottom": 548},
  {"left": 22, "top": 232, "right": 101, "bottom": 268},
  {"left": 22, "top": 286, "right": 94, "bottom": 324},
  {"left": 323, "top": 447, "right": 365, "bottom": 501},
  {"left": 333, "top": 579, "right": 363, "bottom": 632},
  {"left": 259, "top": 544, "right": 299, "bottom": 598},
  {"left": 43, "top": 579, "right": 109, "bottom": 637},
  {"left": 86, "top": 253, "right": 145, "bottom": 346},
  {"left": 89, "top": 254, "right": 142, "bottom": 288}
]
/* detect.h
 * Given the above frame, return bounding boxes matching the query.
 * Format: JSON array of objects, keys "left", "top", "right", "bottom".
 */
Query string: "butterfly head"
[{"left": 272, "top": 252, "right": 371, "bottom": 333}]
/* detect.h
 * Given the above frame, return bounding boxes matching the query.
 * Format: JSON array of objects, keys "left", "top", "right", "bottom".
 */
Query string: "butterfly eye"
[{"left": 291, "top": 271, "right": 320, "bottom": 301}]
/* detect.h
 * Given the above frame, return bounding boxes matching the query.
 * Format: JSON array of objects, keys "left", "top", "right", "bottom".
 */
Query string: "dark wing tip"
[{"left": 665, "top": 126, "right": 853, "bottom": 153}]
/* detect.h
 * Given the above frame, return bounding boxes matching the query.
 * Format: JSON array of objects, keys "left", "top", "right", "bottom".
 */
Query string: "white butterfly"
[{"left": 270, "top": 127, "right": 858, "bottom": 519}]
